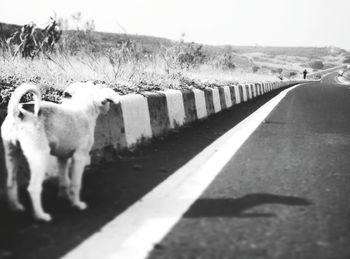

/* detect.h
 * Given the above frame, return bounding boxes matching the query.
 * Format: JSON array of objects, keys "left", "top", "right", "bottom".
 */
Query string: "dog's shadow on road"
[{"left": 184, "top": 193, "right": 312, "bottom": 218}]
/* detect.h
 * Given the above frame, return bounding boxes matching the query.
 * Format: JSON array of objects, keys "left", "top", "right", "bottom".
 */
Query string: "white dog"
[{"left": 1, "top": 82, "right": 120, "bottom": 221}]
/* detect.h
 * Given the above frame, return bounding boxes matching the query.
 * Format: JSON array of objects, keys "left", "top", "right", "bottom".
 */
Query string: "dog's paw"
[
  {"left": 9, "top": 202, "right": 25, "bottom": 212},
  {"left": 73, "top": 201, "right": 88, "bottom": 210},
  {"left": 35, "top": 212, "right": 52, "bottom": 222}
]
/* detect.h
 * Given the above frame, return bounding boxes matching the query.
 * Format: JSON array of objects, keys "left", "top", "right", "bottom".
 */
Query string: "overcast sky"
[{"left": 1, "top": 0, "right": 349, "bottom": 50}]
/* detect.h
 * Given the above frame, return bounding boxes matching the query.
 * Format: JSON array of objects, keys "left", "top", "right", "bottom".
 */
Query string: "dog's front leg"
[
  {"left": 69, "top": 153, "right": 88, "bottom": 210},
  {"left": 3, "top": 141, "right": 24, "bottom": 211}
]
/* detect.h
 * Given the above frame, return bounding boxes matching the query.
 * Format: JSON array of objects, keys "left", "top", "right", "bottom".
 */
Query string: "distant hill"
[
  {"left": 203, "top": 44, "right": 349, "bottom": 59},
  {"left": 0, "top": 22, "right": 22, "bottom": 39},
  {"left": 0, "top": 21, "right": 348, "bottom": 59},
  {"left": 0, "top": 22, "right": 174, "bottom": 53},
  {"left": 88, "top": 31, "right": 174, "bottom": 52}
]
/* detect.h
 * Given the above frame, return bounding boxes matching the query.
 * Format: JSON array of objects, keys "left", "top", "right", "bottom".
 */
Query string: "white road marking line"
[
  {"left": 62, "top": 83, "right": 303, "bottom": 259},
  {"left": 336, "top": 75, "right": 350, "bottom": 86}
]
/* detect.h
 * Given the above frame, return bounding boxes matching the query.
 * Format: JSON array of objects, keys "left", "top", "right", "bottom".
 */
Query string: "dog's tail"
[{"left": 7, "top": 83, "right": 42, "bottom": 118}]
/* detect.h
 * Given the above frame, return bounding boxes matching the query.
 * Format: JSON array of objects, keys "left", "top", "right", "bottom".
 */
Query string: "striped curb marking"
[
  {"left": 91, "top": 80, "right": 301, "bottom": 162},
  {"left": 120, "top": 94, "right": 152, "bottom": 147},
  {"left": 193, "top": 89, "right": 207, "bottom": 119},
  {"left": 212, "top": 88, "right": 221, "bottom": 113},
  {"left": 163, "top": 90, "right": 186, "bottom": 129}
]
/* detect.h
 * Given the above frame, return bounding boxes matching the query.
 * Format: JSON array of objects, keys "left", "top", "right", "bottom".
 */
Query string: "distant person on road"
[{"left": 303, "top": 69, "right": 308, "bottom": 79}]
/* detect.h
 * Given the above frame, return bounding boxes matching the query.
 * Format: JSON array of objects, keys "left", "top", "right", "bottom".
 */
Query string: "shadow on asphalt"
[
  {"left": 0, "top": 85, "right": 297, "bottom": 259},
  {"left": 184, "top": 193, "right": 312, "bottom": 218}
]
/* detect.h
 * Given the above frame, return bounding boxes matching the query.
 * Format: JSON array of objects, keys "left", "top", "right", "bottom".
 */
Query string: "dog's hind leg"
[
  {"left": 21, "top": 140, "right": 52, "bottom": 222},
  {"left": 3, "top": 141, "right": 24, "bottom": 211},
  {"left": 69, "top": 153, "right": 88, "bottom": 210},
  {"left": 57, "top": 157, "right": 70, "bottom": 199},
  {"left": 26, "top": 152, "right": 51, "bottom": 221}
]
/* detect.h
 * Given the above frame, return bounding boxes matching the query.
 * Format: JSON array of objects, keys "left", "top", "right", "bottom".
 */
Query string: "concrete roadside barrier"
[
  {"left": 0, "top": 79, "right": 302, "bottom": 194},
  {"left": 90, "top": 79, "right": 301, "bottom": 162}
]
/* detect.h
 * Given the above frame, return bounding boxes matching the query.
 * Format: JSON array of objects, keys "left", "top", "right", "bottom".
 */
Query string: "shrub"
[
  {"left": 252, "top": 65, "right": 260, "bottom": 73},
  {"left": 271, "top": 68, "right": 283, "bottom": 74},
  {"left": 105, "top": 39, "right": 150, "bottom": 79},
  {"left": 289, "top": 71, "right": 297, "bottom": 78},
  {"left": 212, "top": 53, "right": 236, "bottom": 70},
  {"left": 309, "top": 60, "right": 324, "bottom": 71},
  {"left": 59, "top": 14, "right": 98, "bottom": 55},
  {"left": 161, "top": 37, "right": 206, "bottom": 71}
]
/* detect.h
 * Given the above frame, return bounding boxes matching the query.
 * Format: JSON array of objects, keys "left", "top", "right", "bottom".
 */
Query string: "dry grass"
[{"left": 0, "top": 50, "right": 278, "bottom": 97}]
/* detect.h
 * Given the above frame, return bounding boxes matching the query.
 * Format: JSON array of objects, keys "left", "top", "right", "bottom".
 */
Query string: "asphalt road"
[
  {"left": 148, "top": 76, "right": 350, "bottom": 259},
  {"left": 1, "top": 77, "right": 350, "bottom": 259}
]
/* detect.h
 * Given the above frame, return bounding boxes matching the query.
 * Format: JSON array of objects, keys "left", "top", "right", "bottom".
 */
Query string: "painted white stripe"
[
  {"left": 163, "top": 90, "right": 186, "bottom": 128},
  {"left": 337, "top": 75, "right": 350, "bottom": 85},
  {"left": 233, "top": 85, "right": 241, "bottom": 104},
  {"left": 256, "top": 83, "right": 261, "bottom": 96},
  {"left": 62, "top": 83, "right": 303, "bottom": 259},
  {"left": 121, "top": 94, "right": 152, "bottom": 146},
  {"left": 251, "top": 84, "right": 256, "bottom": 98},
  {"left": 245, "top": 84, "right": 251, "bottom": 100},
  {"left": 240, "top": 84, "right": 248, "bottom": 102},
  {"left": 193, "top": 89, "right": 207, "bottom": 119},
  {"left": 223, "top": 86, "right": 232, "bottom": 108},
  {"left": 211, "top": 88, "right": 221, "bottom": 113}
]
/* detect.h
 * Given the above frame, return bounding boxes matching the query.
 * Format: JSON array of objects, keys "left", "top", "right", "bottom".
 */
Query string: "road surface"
[{"left": 0, "top": 75, "right": 350, "bottom": 259}]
